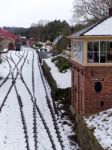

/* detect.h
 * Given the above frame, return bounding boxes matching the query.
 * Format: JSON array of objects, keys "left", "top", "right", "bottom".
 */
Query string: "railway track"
[
  {"left": 20, "top": 51, "right": 57, "bottom": 150},
  {"left": 0, "top": 51, "right": 26, "bottom": 112},
  {"left": 0, "top": 50, "right": 25, "bottom": 88},
  {"left": 13, "top": 76, "right": 30, "bottom": 150},
  {"left": 18, "top": 49, "right": 66, "bottom": 150},
  {"left": 0, "top": 50, "right": 30, "bottom": 150},
  {"left": 32, "top": 52, "right": 38, "bottom": 150},
  {"left": 8, "top": 50, "right": 30, "bottom": 150},
  {"left": 36, "top": 52, "right": 65, "bottom": 150},
  {"left": 0, "top": 49, "right": 72, "bottom": 150},
  {"left": 9, "top": 50, "right": 56, "bottom": 150}
]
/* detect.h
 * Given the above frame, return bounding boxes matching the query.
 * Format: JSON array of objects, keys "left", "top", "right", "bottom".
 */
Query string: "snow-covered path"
[{"left": 0, "top": 47, "right": 79, "bottom": 150}]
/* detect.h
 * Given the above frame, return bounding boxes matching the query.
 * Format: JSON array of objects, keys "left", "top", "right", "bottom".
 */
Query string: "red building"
[
  {"left": 69, "top": 16, "right": 112, "bottom": 116},
  {"left": 0, "top": 28, "right": 16, "bottom": 50}
]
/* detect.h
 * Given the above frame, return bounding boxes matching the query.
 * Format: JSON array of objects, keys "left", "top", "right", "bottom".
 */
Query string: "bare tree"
[{"left": 72, "top": 0, "right": 112, "bottom": 23}]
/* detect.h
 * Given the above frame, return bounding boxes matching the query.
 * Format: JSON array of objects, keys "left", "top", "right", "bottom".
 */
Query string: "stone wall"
[
  {"left": 75, "top": 115, "right": 103, "bottom": 150},
  {"left": 42, "top": 60, "right": 70, "bottom": 103},
  {"left": 42, "top": 60, "right": 57, "bottom": 98}
]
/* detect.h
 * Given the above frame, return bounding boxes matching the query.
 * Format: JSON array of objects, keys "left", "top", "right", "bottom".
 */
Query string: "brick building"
[{"left": 69, "top": 16, "right": 112, "bottom": 116}]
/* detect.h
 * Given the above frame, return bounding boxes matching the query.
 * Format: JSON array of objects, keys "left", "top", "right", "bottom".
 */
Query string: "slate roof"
[{"left": 52, "top": 34, "right": 63, "bottom": 46}]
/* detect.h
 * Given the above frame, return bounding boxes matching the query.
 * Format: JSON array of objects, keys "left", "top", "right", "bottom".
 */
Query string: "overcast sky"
[{"left": 0, "top": 0, "right": 74, "bottom": 28}]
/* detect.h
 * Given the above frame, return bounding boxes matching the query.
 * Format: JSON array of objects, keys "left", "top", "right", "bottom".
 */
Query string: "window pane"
[
  {"left": 100, "top": 41, "right": 107, "bottom": 63},
  {"left": 72, "top": 41, "right": 84, "bottom": 63},
  {"left": 88, "top": 41, "right": 112, "bottom": 63},
  {"left": 88, "top": 42, "right": 99, "bottom": 63},
  {"left": 107, "top": 42, "right": 112, "bottom": 62},
  {"left": 94, "top": 42, "right": 99, "bottom": 63},
  {"left": 76, "top": 41, "right": 84, "bottom": 63},
  {"left": 71, "top": 41, "right": 76, "bottom": 58},
  {"left": 88, "top": 42, "right": 94, "bottom": 63}
]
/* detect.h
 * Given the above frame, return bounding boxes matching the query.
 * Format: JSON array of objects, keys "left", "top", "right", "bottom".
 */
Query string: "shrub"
[
  {"left": 51, "top": 55, "right": 70, "bottom": 73},
  {"left": 59, "top": 63, "right": 70, "bottom": 72}
]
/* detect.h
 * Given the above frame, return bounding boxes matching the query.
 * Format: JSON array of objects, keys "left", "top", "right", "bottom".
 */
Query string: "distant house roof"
[
  {"left": 69, "top": 16, "right": 112, "bottom": 38},
  {"left": 0, "top": 28, "right": 16, "bottom": 41},
  {"left": 52, "top": 34, "right": 63, "bottom": 46}
]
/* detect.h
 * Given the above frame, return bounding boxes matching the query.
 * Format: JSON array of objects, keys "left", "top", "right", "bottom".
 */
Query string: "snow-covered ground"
[
  {"left": 44, "top": 57, "right": 71, "bottom": 89},
  {"left": 0, "top": 47, "right": 79, "bottom": 150},
  {"left": 0, "top": 57, "right": 10, "bottom": 78},
  {"left": 85, "top": 108, "right": 112, "bottom": 150}
]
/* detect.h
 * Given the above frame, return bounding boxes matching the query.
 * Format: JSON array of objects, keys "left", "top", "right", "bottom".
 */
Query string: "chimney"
[{"left": 109, "top": 8, "right": 112, "bottom": 16}]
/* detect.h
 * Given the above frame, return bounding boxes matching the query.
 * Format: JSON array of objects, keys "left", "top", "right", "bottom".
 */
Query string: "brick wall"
[
  {"left": 71, "top": 61, "right": 112, "bottom": 116},
  {"left": 71, "top": 61, "right": 85, "bottom": 115},
  {"left": 85, "top": 65, "right": 112, "bottom": 115}
]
